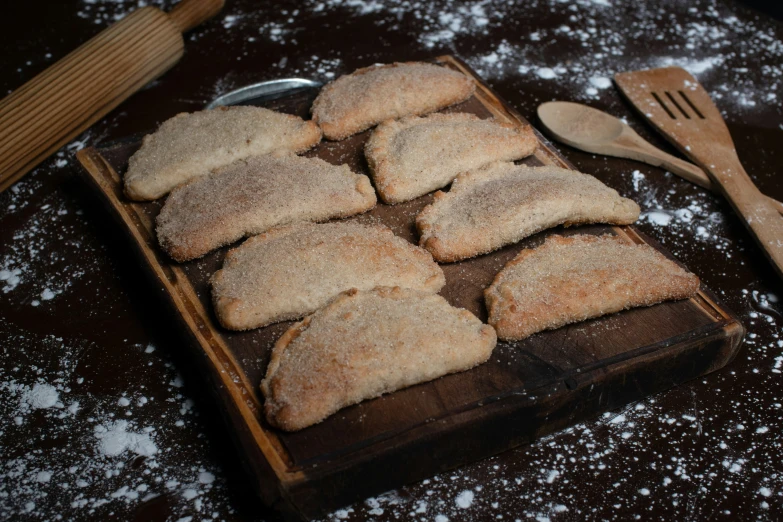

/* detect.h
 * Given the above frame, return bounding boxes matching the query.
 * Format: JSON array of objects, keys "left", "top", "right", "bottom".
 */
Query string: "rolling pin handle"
[{"left": 168, "top": 0, "right": 226, "bottom": 33}]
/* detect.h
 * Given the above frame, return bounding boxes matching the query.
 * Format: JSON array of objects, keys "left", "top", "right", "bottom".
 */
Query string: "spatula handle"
[
  {"left": 618, "top": 131, "right": 783, "bottom": 215},
  {"left": 0, "top": 0, "right": 224, "bottom": 194},
  {"left": 708, "top": 157, "right": 783, "bottom": 278}
]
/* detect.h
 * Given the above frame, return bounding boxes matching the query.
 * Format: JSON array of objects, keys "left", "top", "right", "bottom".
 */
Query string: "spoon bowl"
[
  {"left": 537, "top": 100, "right": 783, "bottom": 215},
  {"left": 537, "top": 101, "right": 625, "bottom": 149}
]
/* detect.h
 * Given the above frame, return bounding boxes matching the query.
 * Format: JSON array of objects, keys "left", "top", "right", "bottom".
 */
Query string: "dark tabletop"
[{"left": 2, "top": 1, "right": 783, "bottom": 521}]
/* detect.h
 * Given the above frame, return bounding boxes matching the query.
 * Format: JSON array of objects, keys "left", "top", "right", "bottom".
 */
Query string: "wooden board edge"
[{"left": 73, "top": 148, "right": 306, "bottom": 503}]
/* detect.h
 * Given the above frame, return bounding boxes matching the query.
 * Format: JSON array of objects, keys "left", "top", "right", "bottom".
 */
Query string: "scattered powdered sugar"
[
  {"left": 0, "top": 329, "right": 227, "bottom": 520},
  {"left": 95, "top": 421, "right": 158, "bottom": 457},
  {"left": 0, "top": 132, "right": 106, "bottom": 307},
  {"left": 76, "top": 0, "right": 166, "bottom": 24},
  {"left": 620, "top": 169, "right": 734, "bottom": 258},
  {"left": 455, "top": 489, "right": 475, "bottom": 508},
  {"left": 22, "top": 383, "right": 60, "bottom": 409},
  {"left": 8, "top": 1, "right": 783, "bottom": 520},
  {"left": 589, "top": 76, "right": 612, "bottom": 89},
  {"left": 536, "top": 67, "right": 558, "bottom": 80}
]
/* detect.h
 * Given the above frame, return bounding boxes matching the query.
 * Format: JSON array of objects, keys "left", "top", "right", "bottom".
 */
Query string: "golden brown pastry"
[
  {"left": 124, "top": 106, "right": 322, "bottom": 201},
  {"left": 211, "top": 222, "right": 446, "bottom": 330},
  {"left": 262, "top": 286, "right": 497, "bottom": 431},
  {"left": 485, "top": 234, "right": 700, "bottom": 340},
  {"left": 365, "top": 113, "right": 538, "bottom": 204},
  {"left": 156, "top": 153, "right": 376, "bottom": 262},
  {"left": 416, "top": 163, "right": 640, "bottom": 262},
  {"left": 311, "top": 62, "right": 476, "bottom": 140}
]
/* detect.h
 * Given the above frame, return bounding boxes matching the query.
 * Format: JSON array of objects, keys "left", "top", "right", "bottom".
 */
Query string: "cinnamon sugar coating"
[
  {"left": 261, "top": 287, "right": 497, "bottom": 431},
  {"left": 211, "top": 222, "right": 445, "bottom": 330},
  {"left": 124, "top": 106, "right": 322, "bottom": 201},
  {"left": 416, "top": 163, "right": 641, "bottom": 262},
  {"left": 311, "top": 62, "right": 476, "bottom": 140},
  {"left": 365, "top": 113, "right": 537, "bottom": 204},
  {"left": 485, "top": 234, "right": 700, "bottom": 340},
  {"left": 156, "top": 153, "right": 376, "bottom": 262}
]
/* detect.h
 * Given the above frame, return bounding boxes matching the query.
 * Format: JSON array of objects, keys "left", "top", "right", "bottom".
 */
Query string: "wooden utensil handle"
[
  {"left": 708, "top": 157, "right": 783, "bottom": 278},
  {"left": 617, "top": 129, "right": 783, "bottom": 215},
  {"left": 0, "top": 0, "right": 224, "bottom": 194},
  {"left": 652, "top": 148, "right": 783, "bottom": 216}
]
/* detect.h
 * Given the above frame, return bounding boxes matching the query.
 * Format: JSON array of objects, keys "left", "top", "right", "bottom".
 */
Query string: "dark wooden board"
[{"left": 75, "top": 55, "right": 744, "bottom": 520}]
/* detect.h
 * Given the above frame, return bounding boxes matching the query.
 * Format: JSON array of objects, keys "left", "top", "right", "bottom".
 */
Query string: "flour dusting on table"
[{"left": 4, "top": 0, "right": 783, "bottom": 520}]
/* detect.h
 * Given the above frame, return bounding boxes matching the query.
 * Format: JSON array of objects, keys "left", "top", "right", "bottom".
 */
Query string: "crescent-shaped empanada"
[
  {"left": 156, "top": 153, "right": 376, "bottom": 262},
  {"left": 365, "top": 113, "right": 538, "bottom": 204},
  {"left": 125, "top": 106, "right": 322, "bottom": 201},
  {"left": 416, "top": 163, "right": 641, "bottom": 262},
  {"left": 311, "top": 62, "right": 476, "bottom": 140},
  {"left": 211, "top": 222, "right": 446, "bottom": 330},
  {"left": 262, "top": 286, "right": 497, "bottom": 431},
  {"left": 485, "top": 234, "right": 700, "bottom": 340}
]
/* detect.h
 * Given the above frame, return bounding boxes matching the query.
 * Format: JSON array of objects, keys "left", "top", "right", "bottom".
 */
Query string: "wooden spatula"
[
  {"left": 537, "top": 101, "right": 783, "bottom": 214},
  {"left": 615, "top": 66, "right": 783, "bottom": 279}
]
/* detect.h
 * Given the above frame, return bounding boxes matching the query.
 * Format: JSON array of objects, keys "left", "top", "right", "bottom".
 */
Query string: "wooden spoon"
[{"left": 537, "top": 101, "right": 783, "bottom": 215}]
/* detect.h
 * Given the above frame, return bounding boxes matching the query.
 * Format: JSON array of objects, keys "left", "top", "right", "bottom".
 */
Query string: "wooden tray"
[{"left": 75, "top": 55, "right": 744, "bottom": 520}]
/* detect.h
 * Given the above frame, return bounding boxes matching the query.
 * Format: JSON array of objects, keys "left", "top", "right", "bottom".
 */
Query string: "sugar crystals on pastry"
[
  {"left": 416, "top": 163, "right": 640, "bottom": 262},
  {"left": 156, "top": 153, "right": 376, "bottom": 262},
  {"left": 211, "top": 222, "right": 445, "bottom": 330},
  {"left": 365, "top": 113, "right": 537, "bottom": 204},
  {"left": 262, "top": 286, "right": 497, "bottom": 431},
  {"left": 124, "top": 106, "right": 322, "bottom": 201},
  {"left": 484, "top": 234, "right": 700, "bottom": 340},
  {"left": 311, "top": 62, "right": 476, "bottom": 140}
]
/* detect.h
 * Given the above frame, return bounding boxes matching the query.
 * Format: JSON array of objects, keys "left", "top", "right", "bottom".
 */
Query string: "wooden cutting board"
[{"left": 75, "top": 55, "right": 744, "bottom": 521}]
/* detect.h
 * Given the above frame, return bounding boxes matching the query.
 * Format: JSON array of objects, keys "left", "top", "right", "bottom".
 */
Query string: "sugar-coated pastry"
[
  {"left": 311, "top": 62, "right": 476, "bottom": 140},
  {"left": 156, "top": 153, "right": 376, "bottom": 262},
  {"left": 211, "top": 222, "right": 445, "bottom": 330},
  {"left": 124, "top": 106, "right": 322, "bottom": 201},
  {"left": 365, "top": 113, "right": 537, "bottom": 204},
  {"left": 485, "top": 234, "right": 700, "bottom": 340},
  {"left": 416, "top": 163, "right": 640, "bottom": 262},
  {"left": 262, "top": 286, "right": 497, "bottom": 431}
]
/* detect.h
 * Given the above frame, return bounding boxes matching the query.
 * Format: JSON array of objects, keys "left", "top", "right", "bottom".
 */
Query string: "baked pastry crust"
[
  {"left": 124, "top": 106, "right": 322, "bottom": 201},
  {"left": 211, "top": 222, "right": 446, "bottom": 330},
  {"left": 365, "top": 113, "right": 537, "bottom": 204},
  {"left": 261, "top": 286, "right": 497, "bottom": 431},
  {"left": 156, "top": 153, "right": 376, "bottom": 262},
  {"left": 485, "top": 234, "right": 701, "bottom": 340},
  {"left": 416, "top": 163, "right": 641, "bottom": 262},
  {"left": 311, "top": 62, "right": 476, "bottom": 140}
]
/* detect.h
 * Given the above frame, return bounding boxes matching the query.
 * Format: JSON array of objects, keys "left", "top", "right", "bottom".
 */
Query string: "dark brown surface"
[
  {"left": 2, "top": 1, "right": 783, "bottom": 521},
  {"left": 75, "top": 57, "right": 744, "bottom": 518}
]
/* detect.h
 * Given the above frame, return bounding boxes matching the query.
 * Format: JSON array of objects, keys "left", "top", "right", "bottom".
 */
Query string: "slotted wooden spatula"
[{"left": 615, "top": 66, "right": 783, "bottom": 280}]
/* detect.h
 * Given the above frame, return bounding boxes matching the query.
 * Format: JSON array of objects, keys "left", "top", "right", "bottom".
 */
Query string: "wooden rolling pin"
[{"left": 0, "top": 0, "right": 225, "bottom": 193}]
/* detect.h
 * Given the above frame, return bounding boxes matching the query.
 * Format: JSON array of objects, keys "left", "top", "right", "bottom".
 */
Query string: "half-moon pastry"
[
  {"left": 124, "top": 106, "right": 322, "bottom": 201},
  {"left": 262, "top": 286, "right": 497, "bottom": 431},
  {"left": 485, "top": 234, "right": 700, "bottom": 340},
  {"left": 365, "top": 113, "right": 538, "bottom": 204},
  {"left": 156, "top": 153, "right": 376, "bottom": 262},
  {"left": 311, "top": 62, "right": 476, "bottom": 140},
  {"left": 416, "top": 163, "right": 640, "bottom": 262},
  {"left": 211, "top": 222, "right": 446, "bottom": 330}
]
